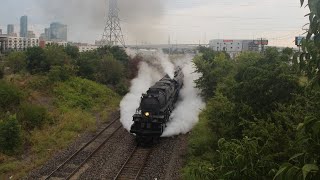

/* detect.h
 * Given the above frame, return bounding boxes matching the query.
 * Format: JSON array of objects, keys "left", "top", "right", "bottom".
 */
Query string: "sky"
[{"left": 0, "top": 0, "right": 309, "bottom": 47}]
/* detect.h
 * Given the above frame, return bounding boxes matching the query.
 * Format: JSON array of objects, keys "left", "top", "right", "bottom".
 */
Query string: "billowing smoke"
[
  {"left": 120, "top": 51, "right": 205, "bottom": 136},
  {"left": 162, "top": 57, "right": 205, "bottom": 137},
  {"left": 34, "top": 0, "right": 166, "bottom": 43}
]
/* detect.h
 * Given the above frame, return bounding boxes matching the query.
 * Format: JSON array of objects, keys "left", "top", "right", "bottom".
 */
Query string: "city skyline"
[{"left": 0, "top": 0, "right": 309, "bottom": 47}]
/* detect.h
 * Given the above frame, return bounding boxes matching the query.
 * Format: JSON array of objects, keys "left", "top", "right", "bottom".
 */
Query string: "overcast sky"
[{"left": 0, "top": 0, "right": 309, "bottom": 47}]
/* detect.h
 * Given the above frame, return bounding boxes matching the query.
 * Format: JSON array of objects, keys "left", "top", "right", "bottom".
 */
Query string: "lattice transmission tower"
[{"left": 101, "top": 0, "right": 126, "bottom": 47}]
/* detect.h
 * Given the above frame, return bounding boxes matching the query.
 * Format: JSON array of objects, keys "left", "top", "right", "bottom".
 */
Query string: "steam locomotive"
[{"left": 130, "top": 67, "right": 184, "bottom": 144}]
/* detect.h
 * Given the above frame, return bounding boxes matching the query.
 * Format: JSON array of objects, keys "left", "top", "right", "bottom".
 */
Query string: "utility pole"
[
  {"left": 260, "top": 38, "right": 264, "bottom": 53},
  {"left": 101, "top": 0, "right": 126, "bottom": 47}
]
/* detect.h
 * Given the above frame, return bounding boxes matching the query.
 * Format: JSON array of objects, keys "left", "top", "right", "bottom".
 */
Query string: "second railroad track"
[{"left": 44, "top": 117, "right": 122, "bottom": 180}]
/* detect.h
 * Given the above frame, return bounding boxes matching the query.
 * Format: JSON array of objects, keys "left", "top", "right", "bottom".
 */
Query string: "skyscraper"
[
  {"left": 45, "top": 28, "right": 51, "bottom": 40},
  {"left": 7, "top": 24, "right": 14, "bottom": 35},
  {"left": 0, "top": 29, "right": 2, "bottom": 35},
  {"left": 20, "top": 15, "right": 28, "bottom": 37},
  {"left": 50, "top": 22, "right": 67, "bottom": 41}
]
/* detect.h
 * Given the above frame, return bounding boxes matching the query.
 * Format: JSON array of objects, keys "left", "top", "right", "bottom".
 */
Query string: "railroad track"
[
  {"left": 114, "top": 146, "right": 153, "bottom": 180},
  {"left": 44, "top": 117, "right": 122, "bottom": 180}
]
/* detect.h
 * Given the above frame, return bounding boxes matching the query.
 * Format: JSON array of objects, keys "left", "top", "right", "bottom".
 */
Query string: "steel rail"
[
  {"left": 45, "top": 116, "right": 121, "bottom": 180},
  {"left": 113, "top": 146, "right": 152, "bottom": 180}
]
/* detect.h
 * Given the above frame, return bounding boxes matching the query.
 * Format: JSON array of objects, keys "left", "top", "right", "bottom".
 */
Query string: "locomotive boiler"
[{"left": 130, "top": 67, "right": 184, "bottom": 144}]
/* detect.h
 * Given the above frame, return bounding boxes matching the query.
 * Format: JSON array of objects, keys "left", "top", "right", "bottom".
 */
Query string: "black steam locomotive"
[{"left": 130, "top": 67, "right": 184, "bottom": 144}]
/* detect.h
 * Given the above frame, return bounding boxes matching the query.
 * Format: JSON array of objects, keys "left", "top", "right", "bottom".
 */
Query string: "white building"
[
  {"left": 78, "top": 45, "right": 99, "bottom": 52},
  {"left": 209, "top": 39, "right": 267, "bottom": 58},
  {"left": 0, "top": 35, "right": 39, "bottom": 53},
  {"left": 44, "top": 40, "right": 68, "bottom": 47}
]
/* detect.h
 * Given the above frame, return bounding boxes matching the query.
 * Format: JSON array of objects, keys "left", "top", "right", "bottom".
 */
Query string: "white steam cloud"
[
  {"left": 162, "top": 57, "right": 205, "bottom": 137},
  {"left": 120, "top": 50, "right": 205, "bottom": 136}
]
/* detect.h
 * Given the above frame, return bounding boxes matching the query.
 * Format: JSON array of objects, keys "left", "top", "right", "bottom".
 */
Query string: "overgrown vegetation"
[
  {"left": 0, "top": 45, "right": 127, "bottom": 178},
  {"left": 183, "top": 1, "right": 320, "bottom": 179}
]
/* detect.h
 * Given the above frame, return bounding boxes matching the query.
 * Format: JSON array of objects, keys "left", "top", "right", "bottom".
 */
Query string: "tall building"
[
  {"left": 45, "top": 28, "right": 51, "bottom": 40},
  {"left": 0, "top": 29, "right": 2, "bottom": 35},
  {"left": 20, "top": 15, "right": 28, "bottom": 37},
  {"left": 50, "top": 22, "right": 67, "bottom": 41},
  {"left": 7, "top": 24, "right": 14, "bottom": 35}
]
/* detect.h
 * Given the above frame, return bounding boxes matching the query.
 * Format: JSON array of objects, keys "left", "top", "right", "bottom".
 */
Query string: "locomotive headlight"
[{"left": 144, "top": 112, "right": 150, "bottom": 117}]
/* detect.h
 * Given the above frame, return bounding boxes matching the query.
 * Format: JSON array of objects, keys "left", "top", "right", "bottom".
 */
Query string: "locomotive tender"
[{"left": 130, "top": 67, "right": 184, "bottom": 143}]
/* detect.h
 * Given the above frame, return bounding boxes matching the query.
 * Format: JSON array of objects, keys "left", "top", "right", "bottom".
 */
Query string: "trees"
[
  {"left": 184, "top": 47, "right": 315, "bottom": 179},
  {"left": 6, "top": 52, "right": 27, "bottom": 73},
  {"left": 193, "top": 48, "right": 233, "bottom": 100},
  {"left": 65, "top": 45, "right": 79, "bottom": 59},
  {"left": 44, "top": 44, "right": 72, "bottom": 67},
  {"left": 95, "top": 55, "right": 124, "bottom": 85},
  {"left": 97, "top": 46, "right": 129, "bottom": 65},
  {"left": 0, "top": 81, "right": 22, "bottom": 112},
  {"left": 234, "top": 52, "right": 300, "bottom": 114},
  {"left": 0, "top": 67, "right": 3, "bottom": 79},
  {"left": 0, "top": 115, "right": 22, "bottom": 154},
  {"left": 298, "top": 0, "right": 320, "bottom": 87},
  {"left": 271, "top": 1, "right": 320, "bottom": 178},
  {"left": 25, "top": 47, "right": 48, "bottom": 74}
]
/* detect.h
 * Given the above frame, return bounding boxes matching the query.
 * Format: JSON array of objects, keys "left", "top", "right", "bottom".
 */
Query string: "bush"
[
  {"left": 48, "top": 65, "right": 75, "bottom": 83},
  {"left": 115, "top": 80, "right": 129, "bottom": 96},
  {"left": 6, "top": 52, "right": 27, "bottom": 74},
  {"left": 0, "top": 81, "right": 22, "bottom": 111},
  {"left": 17, "top": 103, "right": 49, "bottom": 130},
  {"left": 95, "top": 55, "right": 124, "bottom": 85},
  {"left": 0, "top": 67, "right": 4, "bottom": 79},
  {"left": 0, "top": 115, "right": 22, "bottom": 154},
  {"left": 53, "top": 77, "right": 120, "bottom": 110},
  {"left": 26, "top": 47, "right": 47, "bottom": 74}
]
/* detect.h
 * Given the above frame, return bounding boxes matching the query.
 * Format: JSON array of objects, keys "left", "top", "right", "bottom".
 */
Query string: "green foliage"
[
  {"left": 76, "top": 51, "right": 99, "bottom": 80},
  {"left": 97, "top": 46, "right": 129, "bottom": 65},
  {"left": 194, "top": 50, "right": 233, "bottom": 100},
  {"left": 185, "top": 45, "right": 319, "bottom": 179},
  {"left": 211, "top": 137, "right": 276, "bottom": 179},
  {"left": 95, "top": 55, "right": 124, "bottom": 85},
  {"left": 277, "top": 115, "right": 320, "bottom": 179},
  {"left": 0, "top": 81, "right": 22, "bottom": 112},
  {"left": 297, "top": 0, "right": 320, "bottom": 86},
  {"left": 17, "top": 103, "right": 50, "bottom": 130},
  {"left": 64, "top": 45, "right": 79, "bottom": 59},
  {"left": 76, "top": 48, "right": 127, "bottom": 88},
  {"left": 53, "top": 77, "right": 120, "bottom": 110},
  {"left": 234, "top": 54, "right": 300, "bottom": 114},
  {"left": 0, "top": 115, "right": 22, "bottom": 154},
  {"left": 25, "top": 47, "right": 47, "bottom": 74},
  {"left": 48, "top": 65, "right": 75, "bottom": 83},
  {"left": 0, "top": 67, "right": 3, "bottom": 79},
  {"left": 44, "top": 44, "right": 72, "bottom": 67},
  {"left": 115, "top": 80, "right": 129, "bottom": 96},
  {"left": 183, "top": 112, "right": 216, "bottom": 180},
  {"left": 6, "top": 52, "right": 27, "bottom": 74}
]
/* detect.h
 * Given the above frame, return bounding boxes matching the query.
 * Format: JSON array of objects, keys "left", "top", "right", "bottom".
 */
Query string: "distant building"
[
  {"left": 209, "top": 39, "right": 268, "bottom": 58},
  {"left": 20, "top": 16, "right": 28, "bottom": 37},
  {"left": 27, "top": 31, "right": 36, "bottom": 38},
  {"left": 39, "top": 40, "right": 68, "bottom": 48},
  {"left": 69, "top": 42, "right": 98, "bottom": 52},
  {"left": 78, "top": 44, "right": 99, "bottom": 52},
  {"left": 7, "top": 24, "right": 15, "bottom": 36},
  {"left": 45, "top": 28, "right": 51, "bottom": 40},
  {"left": 0, "top": 35, "right": 39, "bottom": 53},
  {"left": 0, "top": 29, "right": 2, "bottom": 35},
  {"left": 50, "top": 22, "right": 67, "bottom": 41}
]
